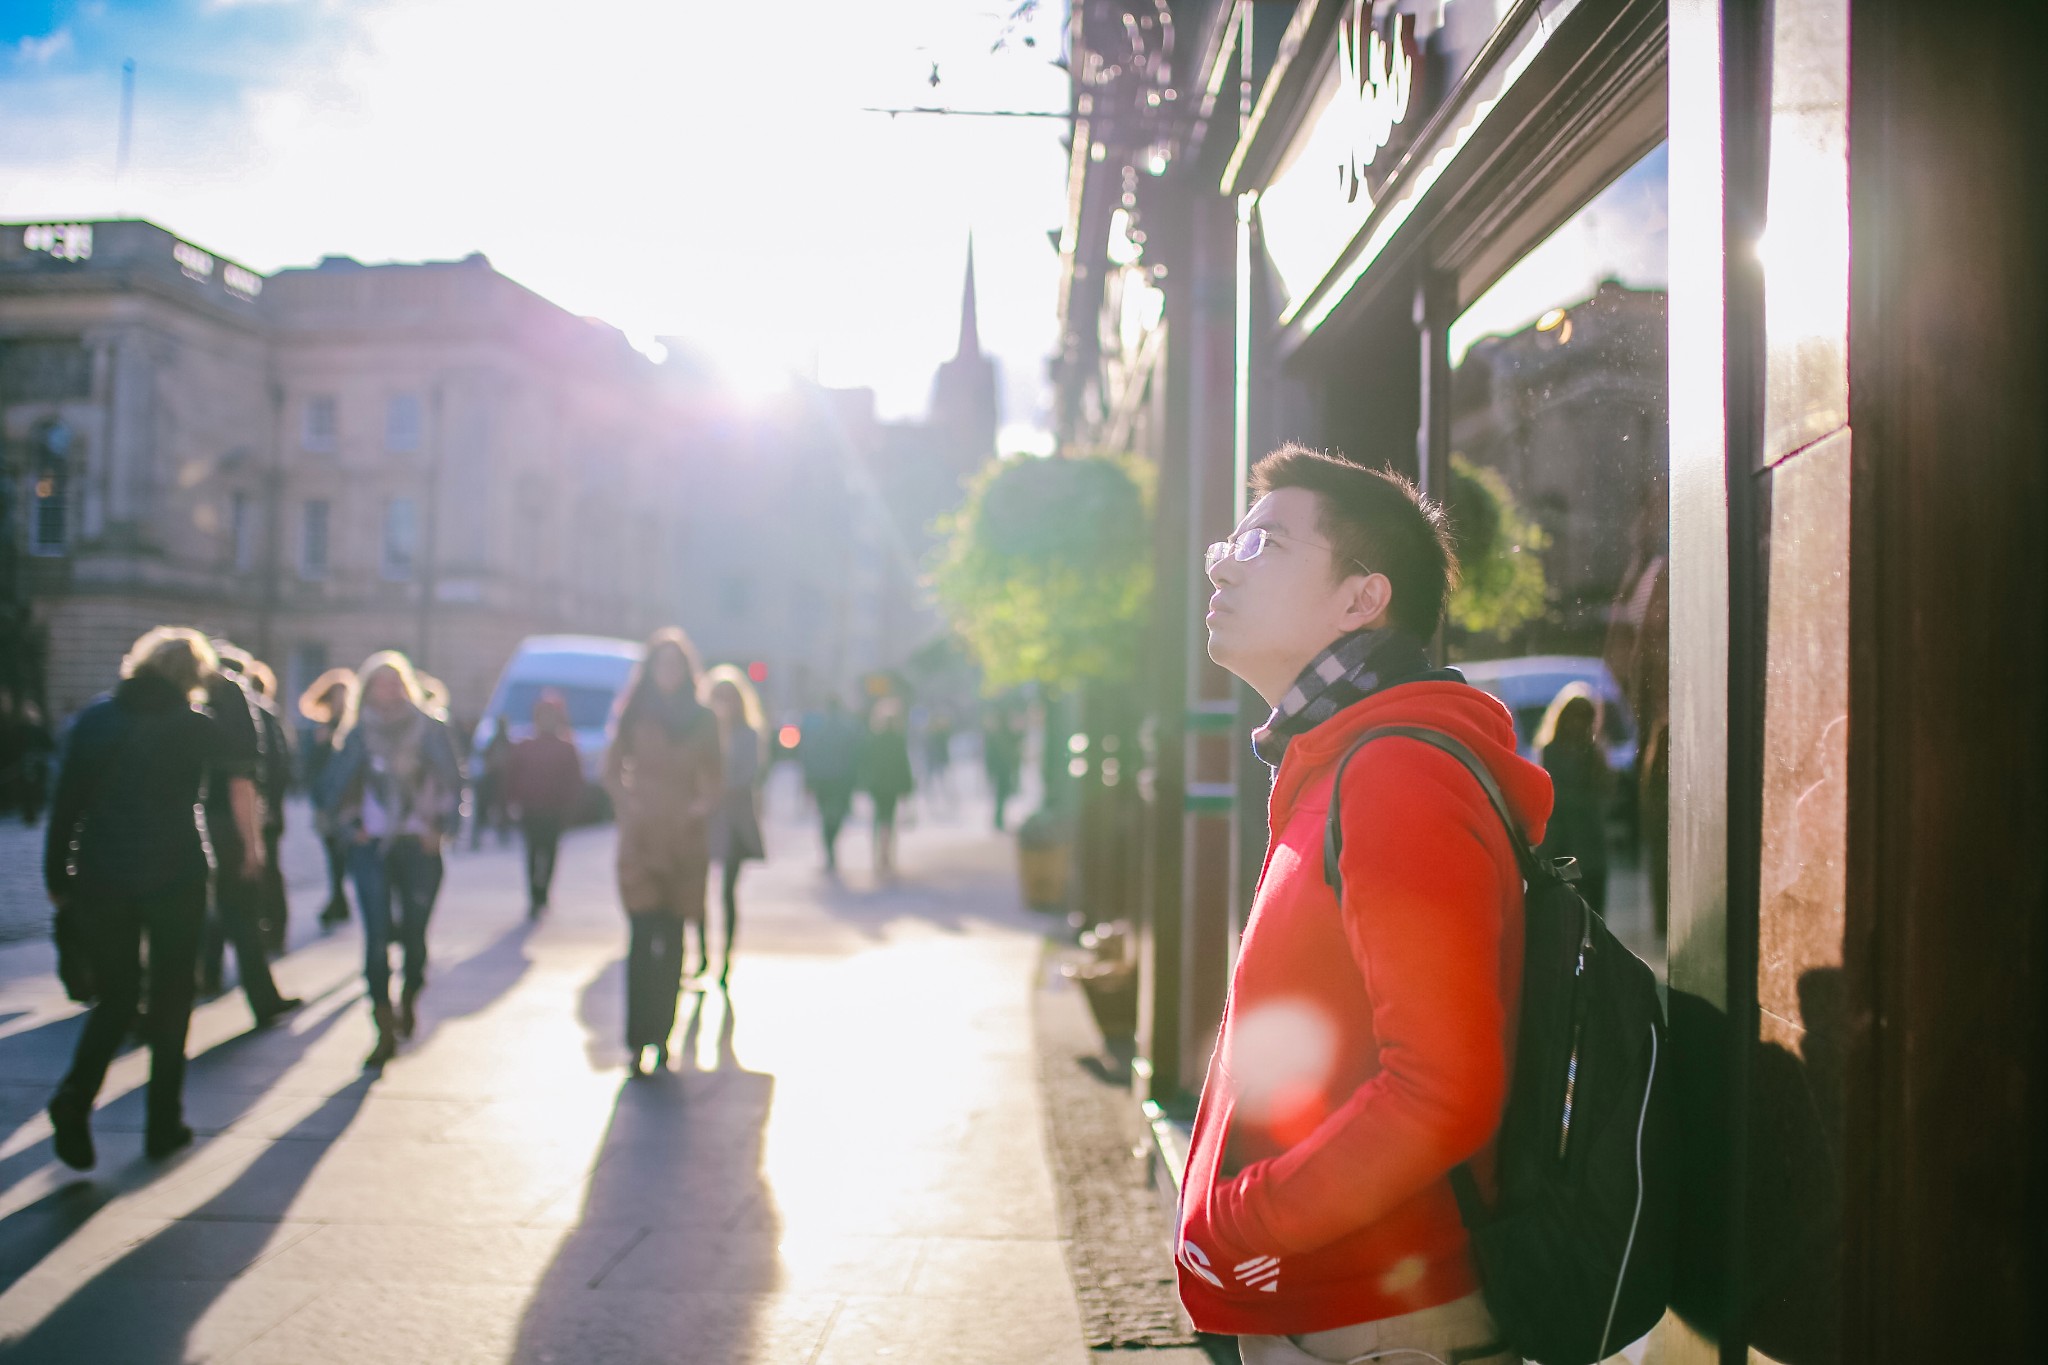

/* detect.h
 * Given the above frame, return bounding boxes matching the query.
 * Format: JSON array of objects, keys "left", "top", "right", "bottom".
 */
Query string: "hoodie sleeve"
[{"left": 1208, "top": 744, "right": 1516, "bottom": 1258}]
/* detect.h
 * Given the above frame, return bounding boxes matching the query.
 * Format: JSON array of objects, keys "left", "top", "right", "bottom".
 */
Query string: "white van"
[{"left": 473, "top": 634, "right": 643, "bottom": 783}]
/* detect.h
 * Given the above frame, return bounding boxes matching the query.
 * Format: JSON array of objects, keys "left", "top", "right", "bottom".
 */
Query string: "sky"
[{"left": 0, "top": 0, "right": 1073, "bottom": 448}]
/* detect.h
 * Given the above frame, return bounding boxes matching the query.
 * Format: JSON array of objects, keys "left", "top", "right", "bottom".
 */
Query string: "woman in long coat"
[{"left": 604, "top": 628, "right": 722, "bottom": 1076}]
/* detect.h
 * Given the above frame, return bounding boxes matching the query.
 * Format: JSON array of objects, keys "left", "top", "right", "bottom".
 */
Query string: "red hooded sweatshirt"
[{"left": 1176, "top": 679, "right": 1552, "bottom": 1335}]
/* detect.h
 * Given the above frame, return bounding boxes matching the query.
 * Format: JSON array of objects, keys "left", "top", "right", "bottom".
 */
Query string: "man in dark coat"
[{"left": 44, "top": 628, "right": 265, "bottom": 1166}]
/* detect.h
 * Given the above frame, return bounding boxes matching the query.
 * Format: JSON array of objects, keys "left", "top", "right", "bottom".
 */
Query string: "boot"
[
  {"left": 145, "top": 1119, "right": 194, "bottom": 1160},
  {"left": 48, "top": 1093, "right": 94, "bottom": 1171},
  {"left": 366, "top": 1001, "right": 399, "bottom": 1068},
  {"left": 397, "top": 986, "right": 419, "bottom": 1040}
]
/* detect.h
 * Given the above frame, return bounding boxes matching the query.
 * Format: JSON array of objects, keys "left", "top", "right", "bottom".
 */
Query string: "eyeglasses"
[{"left": 1204, "top": 526, "right": 1373, "bottom": 576}]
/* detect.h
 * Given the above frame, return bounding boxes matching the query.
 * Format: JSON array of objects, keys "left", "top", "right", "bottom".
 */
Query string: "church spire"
[{"left": 956, "top": 234, "right": 981, "bottom": 361}]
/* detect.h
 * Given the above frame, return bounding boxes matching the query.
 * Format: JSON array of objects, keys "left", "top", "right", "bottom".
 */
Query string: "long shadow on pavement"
[
  {"left": 0, "top": 921, "right": 539, "bottom": 1356},
  {"left": 511, "top": 969, "right": 787, "bottom": 1363}
]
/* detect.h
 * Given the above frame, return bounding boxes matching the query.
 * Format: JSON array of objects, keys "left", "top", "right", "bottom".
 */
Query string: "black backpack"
[{"left": 1324, "top": 725, "right": 1675, "bottom": 1365}]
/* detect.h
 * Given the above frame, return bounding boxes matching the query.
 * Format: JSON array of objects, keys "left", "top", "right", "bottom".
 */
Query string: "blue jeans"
[{"left": 347, "top": 837, "right": 444, "bottom": 1008}]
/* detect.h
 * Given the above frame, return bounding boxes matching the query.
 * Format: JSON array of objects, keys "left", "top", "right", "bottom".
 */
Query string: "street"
[{"left": 0, "top": 777, "right": 1159, "bottom": 1363}]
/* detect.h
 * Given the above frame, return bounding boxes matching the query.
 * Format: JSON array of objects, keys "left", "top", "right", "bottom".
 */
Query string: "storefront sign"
[{"left": 1336, "top": 2, "right": 1421, "bottom": 204}]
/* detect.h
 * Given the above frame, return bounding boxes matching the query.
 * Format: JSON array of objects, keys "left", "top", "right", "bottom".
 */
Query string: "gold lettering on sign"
[{"left": 1336, "top": 1, "right": 1420, "bottom": 205}]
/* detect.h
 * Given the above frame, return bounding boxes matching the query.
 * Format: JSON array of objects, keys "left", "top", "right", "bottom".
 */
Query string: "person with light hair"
[
  {"left": 704, "top": 664, "right": 768, "bottom": 986},
  {"left": 42, "top": 626, "right": 268, "bottom": 1168},
  {"left": 316, "top": 650, "right": 465, "bottom": 1067},
  {"left": 298, "top": 668, "right": 357, "bottom": 930}
]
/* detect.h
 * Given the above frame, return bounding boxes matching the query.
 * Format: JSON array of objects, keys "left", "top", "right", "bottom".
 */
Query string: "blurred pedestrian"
[
  {"left": 197, "top": 642, "right": 302, "bottom": 1027},
  {"left": 1537, "top": 688, "right": 1612, "bottom": 916},
  {"left": 921, "top": 706, "right": 954, "bottom": 809},
  {"left": 799, "top": 696, "right": 860, "bottom": 873},
  {"left": 859, "top": 697, "right": 915, "bottom": 879},
  {"left": 508, "top": 689, "right": 582, "bottom": 918},
  {"left": 216, "top": 647, "right": 294, "bottom": 954},
  {"left": 318, "top": 651, "right": 465, "bottom": 1068},
  {"left": 982, "top": 699, "right": 1023, "bottom": 832},
  {"left": 604, "top": 628, "right": 722, "bottom": 1076},
  {"left": 42, "top": 628, "right": 263, "bottom": 1167},
  {"left": 0, "top": 698, "right": 53, "bottom": 824},
  {"left": 298, "top": 669, "right": 356, "bottom": 931},
  {"left": 704, "top": 665, "right": 767, "bottom": 987},
  {"left": 473, "top": 717, "right": 512, "bottom": 850}
]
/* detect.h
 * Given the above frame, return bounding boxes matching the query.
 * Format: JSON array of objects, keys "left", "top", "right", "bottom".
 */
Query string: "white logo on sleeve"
[
  {"left": 1176, "top": 1237, "right": 1225, "bottom": 1288},
  {"left": 1235, "top": 1255, "right": 1282, "bottom": 1292}
]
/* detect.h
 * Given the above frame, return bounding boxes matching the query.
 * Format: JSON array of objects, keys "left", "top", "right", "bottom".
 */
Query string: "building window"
[
  {"left": 30, "top": 466, "right": 67, "bottom": 556},
  {"left": 386, "top": 393, "right": 422, "bottom": 453},
  {"left": 382, "top": 497, "right": 417, "bottom": 581},
  {"left": 230, "top": 490, "right": 258, "bottom": 571},
  {"left": 28, "top": 419, "right": 71, "bottom": 557},
  {"left": 300, "top": 499, "right": 330, "bottom": 580},
  {"left": 0, "top": 341, "right": 91, "bottom": 401},
  {"left": 303, "top": 395, "right": 338, "bottom": 453}
]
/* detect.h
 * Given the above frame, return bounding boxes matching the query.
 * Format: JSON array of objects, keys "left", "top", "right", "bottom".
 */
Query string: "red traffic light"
[{"left": 747, "top": 660, "right": 769, "bottom": 683}]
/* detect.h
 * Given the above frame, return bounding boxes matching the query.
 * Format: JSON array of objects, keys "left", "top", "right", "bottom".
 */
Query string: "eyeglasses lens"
[{"left": 1205, "top": 528, "right": 1269, "bottom": 570}]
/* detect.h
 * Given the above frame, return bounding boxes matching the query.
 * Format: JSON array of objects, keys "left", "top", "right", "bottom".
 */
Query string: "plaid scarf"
[{"left": 1250, "top": 628, "right": 1438, "bottom": 769}]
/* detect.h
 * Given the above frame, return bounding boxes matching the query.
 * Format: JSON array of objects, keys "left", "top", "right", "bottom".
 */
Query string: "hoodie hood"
[{"left": 1269, "top": 677, "right": 1553, "bottom": 848}]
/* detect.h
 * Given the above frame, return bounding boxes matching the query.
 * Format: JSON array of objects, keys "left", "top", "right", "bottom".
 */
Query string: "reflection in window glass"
[{"left": 1446, "top": 142, "right": 1669, "bottom": 969}]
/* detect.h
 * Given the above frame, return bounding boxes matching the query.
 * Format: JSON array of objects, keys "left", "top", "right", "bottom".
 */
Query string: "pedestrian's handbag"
[{"left": 1325, "top": 725, "right": 1676, "bottom": 1365}]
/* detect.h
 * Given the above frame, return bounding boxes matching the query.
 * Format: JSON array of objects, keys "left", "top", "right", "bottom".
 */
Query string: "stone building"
[
  {"left": 0, "top": 218, "right": 689, "bottom": 724},
  {"left": 2, "top": 218, "right": 993, "bottom": 733}
]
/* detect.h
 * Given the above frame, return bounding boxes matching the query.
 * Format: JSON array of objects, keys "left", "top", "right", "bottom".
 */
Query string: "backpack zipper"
[{"left": 1558, "top": 905, "right": 1595, "bottom": 1160}]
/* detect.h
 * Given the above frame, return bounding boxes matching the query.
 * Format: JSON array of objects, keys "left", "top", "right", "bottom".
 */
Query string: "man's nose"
[{"left": 1207, "top": 553, "right": 1239, "bottom": 587}]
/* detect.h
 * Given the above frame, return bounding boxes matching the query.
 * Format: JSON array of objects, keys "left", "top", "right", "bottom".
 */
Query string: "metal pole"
[{"left": 116, "top": 60, "right": 135, "bottom": 214}]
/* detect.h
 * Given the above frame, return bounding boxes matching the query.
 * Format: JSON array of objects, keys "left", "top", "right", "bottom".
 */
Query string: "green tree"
[
  {"left": 928, "top": 452, "right": 1152, "bottom": 694},
  {"left": 1445, "top": 452, "right": 1550, "bottom": 640}
]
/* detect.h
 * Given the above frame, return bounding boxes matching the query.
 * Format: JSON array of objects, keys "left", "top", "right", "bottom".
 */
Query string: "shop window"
[{"left": 1443, "top": 142, "right": 1670, "bottom": 966}]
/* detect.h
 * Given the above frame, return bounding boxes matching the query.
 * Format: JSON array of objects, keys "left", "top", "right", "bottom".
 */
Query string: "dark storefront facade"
[{"left": 1053, "top": 1, "right": 2044, "bottom": 1358}]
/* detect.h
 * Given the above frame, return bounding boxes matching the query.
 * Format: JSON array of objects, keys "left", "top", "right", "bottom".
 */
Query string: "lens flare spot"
[
  {"left": 1378, "top": 1254, "right": 1427, "bottom": 1297},
  {"left": 1227, "top": 998, "right": 1337, "bottom": 1126}
]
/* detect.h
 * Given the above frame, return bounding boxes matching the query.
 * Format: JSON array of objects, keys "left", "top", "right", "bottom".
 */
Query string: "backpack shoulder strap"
[{"left": 1322, "top": 724, "right": 1542, "bottom": 900}]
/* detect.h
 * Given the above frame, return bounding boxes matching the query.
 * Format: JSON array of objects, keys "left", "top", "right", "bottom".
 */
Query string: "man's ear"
[{"left": 1337, "top": 572, "right": 1395, "bottom": 633}]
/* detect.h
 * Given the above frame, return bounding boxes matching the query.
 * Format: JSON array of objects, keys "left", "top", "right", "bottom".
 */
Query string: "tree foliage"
[
  {"left": 928, "top": 453, "right": 1152, "bottom": 693},
  {"left": 1445, "top": 452, "right": 1550, "bottom": 639}
]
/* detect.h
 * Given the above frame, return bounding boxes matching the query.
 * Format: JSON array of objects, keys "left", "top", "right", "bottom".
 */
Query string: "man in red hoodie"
[{"left": 1181, "top": 445, "right": 1552, "bottom": 1365}]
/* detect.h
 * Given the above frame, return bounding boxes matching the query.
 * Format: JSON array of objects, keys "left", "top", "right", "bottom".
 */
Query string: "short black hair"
[{"left": 1247, "top": 444, "right": 1459, "bottom": 638}]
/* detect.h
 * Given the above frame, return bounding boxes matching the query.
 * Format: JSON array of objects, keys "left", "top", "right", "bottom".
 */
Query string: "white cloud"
[{"left": 13, "top": 30, "right": 75, "bottom": 64}]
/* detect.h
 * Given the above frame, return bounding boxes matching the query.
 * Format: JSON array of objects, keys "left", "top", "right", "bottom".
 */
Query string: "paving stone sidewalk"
[{"left": 0, "top": 779, "right": 1159, "bottom": 1363}]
